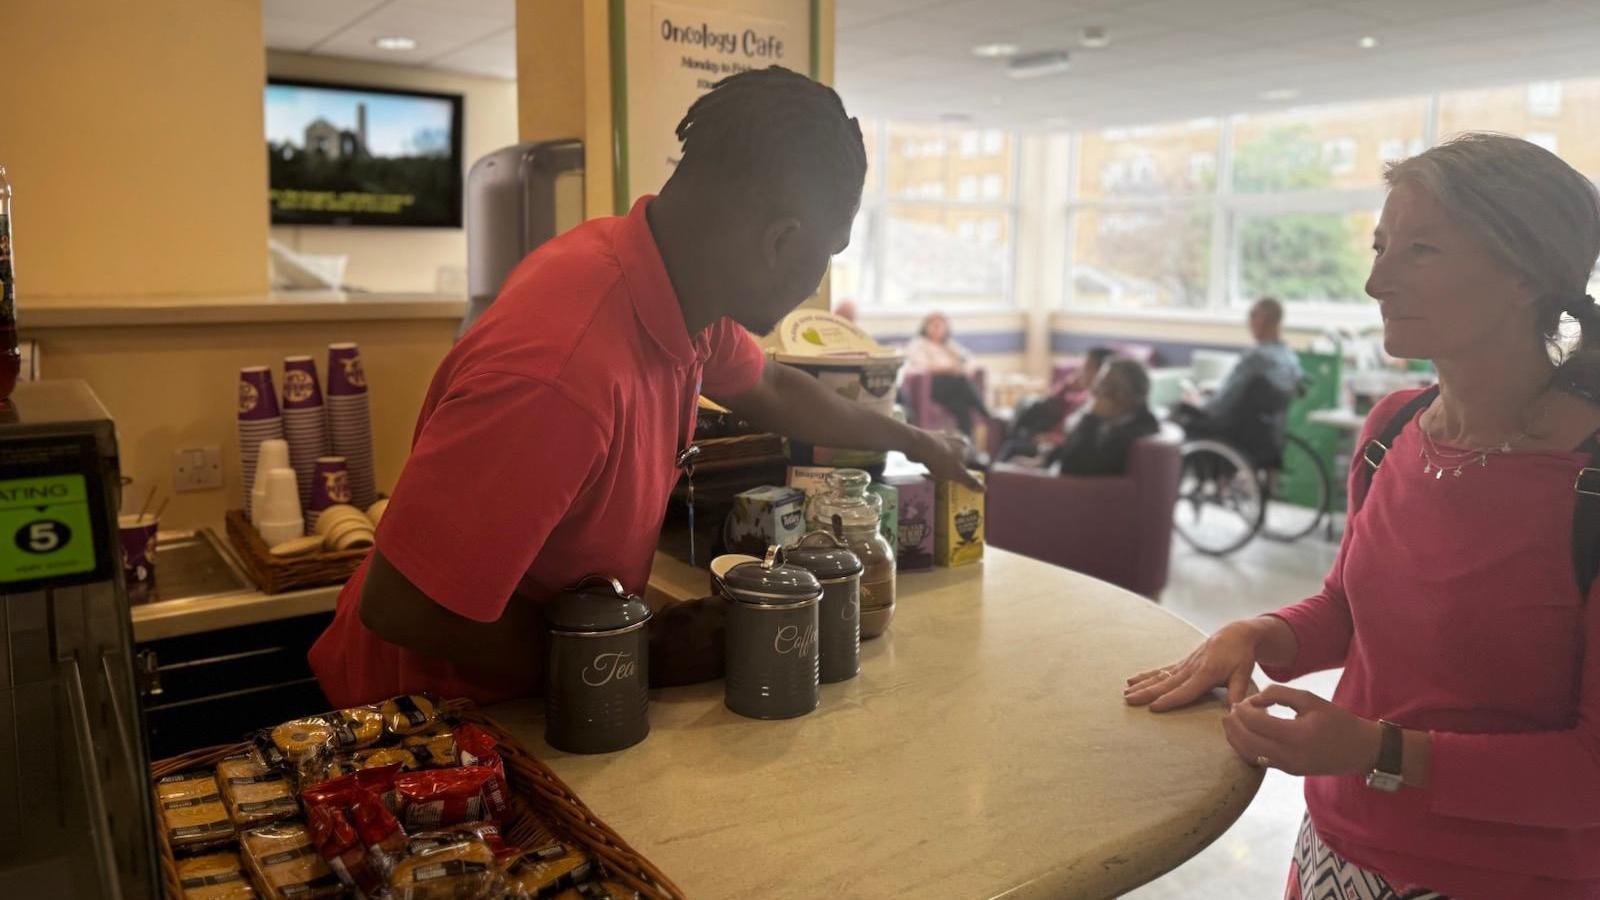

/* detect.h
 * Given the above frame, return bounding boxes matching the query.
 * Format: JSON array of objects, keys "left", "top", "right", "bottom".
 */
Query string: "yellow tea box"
[{"left": 935, "top": 472, "right": 985, "bottom": 567}]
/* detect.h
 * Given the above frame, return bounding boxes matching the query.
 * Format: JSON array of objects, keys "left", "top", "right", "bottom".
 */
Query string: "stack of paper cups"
[
  {"left": 326, "top": 343, "right": 377, "bottom": 511},
  {"left": 282, "top": 355, "right": 331, "bottom": 534},
  {"left": 308, "top": 456, "right": 353, "bottom": 528},
  {"left": 237, "top": 366, "right": 286, "bottom": 521}
]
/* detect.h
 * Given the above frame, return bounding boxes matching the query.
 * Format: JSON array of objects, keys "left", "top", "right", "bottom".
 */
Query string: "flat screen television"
[{"left": 265, "top": 78, "right": 464, "bottom": 228}]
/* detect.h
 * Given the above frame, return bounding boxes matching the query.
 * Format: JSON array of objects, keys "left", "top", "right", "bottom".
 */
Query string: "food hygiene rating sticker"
[{"left": 0, "top": 474, "right": 96, "bottom": 582}]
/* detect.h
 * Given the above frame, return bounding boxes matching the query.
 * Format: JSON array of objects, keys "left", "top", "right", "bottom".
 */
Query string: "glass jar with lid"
[{"left": 806, "top": 469, "right": 896, "bottom": 638}]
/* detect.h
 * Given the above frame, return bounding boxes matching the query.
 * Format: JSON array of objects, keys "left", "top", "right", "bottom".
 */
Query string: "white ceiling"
[
  {"left": 263, "top": 0, "right": 1600, "bottom": 128},
  {"left": 263, "top": 0, "right": 517, "bottom": 80}
]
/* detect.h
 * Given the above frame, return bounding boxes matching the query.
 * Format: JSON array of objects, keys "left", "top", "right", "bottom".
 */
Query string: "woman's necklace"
[{"left": 1416, "top": 395, "right": 1542, "bottom": 480}]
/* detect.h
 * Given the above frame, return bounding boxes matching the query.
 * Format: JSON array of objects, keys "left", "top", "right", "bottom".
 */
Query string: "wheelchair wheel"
[
  {"left": 1260, "top": 433, "right": 1332, "bottom": 543},
  {"left": 1173, "top": 439, "right": 1267, "bottom": 556}
]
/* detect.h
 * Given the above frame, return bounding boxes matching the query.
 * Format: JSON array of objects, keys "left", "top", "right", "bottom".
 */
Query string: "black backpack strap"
[
  {"left": 1574, "top": 431, "right": 1600, "bottom": 599},
  {"left": 1351, "top": 385, "right": 1441, "bottom": 513}
]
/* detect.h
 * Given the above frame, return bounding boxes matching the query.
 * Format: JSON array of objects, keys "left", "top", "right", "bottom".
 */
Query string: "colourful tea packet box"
[
  {"left": 725, "top": 485, "right": 807, "bottom": 554},
  {"left": 882, "top": 473, "right": 935, "bottom": 571},
  {"left": 935, "top": 471, "right": 985, "bottom": 567}
]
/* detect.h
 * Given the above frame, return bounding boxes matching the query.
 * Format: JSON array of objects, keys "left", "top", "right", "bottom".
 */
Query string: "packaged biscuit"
[
  {"left": 354, "top": 747, "right": 420, "bottom": 772},
  {"left": 271, "top": 718, "right": 336, "bottom": 765},
  {"left": 579, "top": 882, "right": 643, "bottom": 900},
  {"left": 177, "top": 850, "right": 256, "bottom": 900},
  {"left": 217, "top": 753, "right": 299, "bottom": 828},
  {"left": 504, "top": 842, "right": 594, "bottom": 899},
  {"left": 331, "top": 706, "right": 384, "bottom": 749},
  {"left": 386, "top": 836, "right": 499, "bottom": 900},
  {"left": 390, "top": 765, "right": 509, "bottom": 830},
  {"left": 240, "top": 822, "right": 345, "bottom": 900},
  {"left": 401, "top": 727, "right": 458, "bottom": 769},
  {"left": 407, "top": 822, "right": 515, "bottom": 862},
  {"left": 935, "top": 472, "right": 985, "bottom": 567},
  {"left": 303, "top": 771, "right": 406, "bottom": 896},
  {"left": 380, "top": 694, "right": 441, "bottom": 736},
  {"left": 157, "top": 770, "right": 234, "bottom": 851}
]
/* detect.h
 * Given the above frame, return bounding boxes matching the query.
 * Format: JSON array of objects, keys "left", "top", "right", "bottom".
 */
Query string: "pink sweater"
[{"left": 1263, "top": 389, "right": 1600, "bottom": 900}]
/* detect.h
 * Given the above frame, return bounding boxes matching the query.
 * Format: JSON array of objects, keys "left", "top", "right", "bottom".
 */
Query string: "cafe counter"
[{"left": 483, "top": 548, "right": 1263, "bottom": 899}]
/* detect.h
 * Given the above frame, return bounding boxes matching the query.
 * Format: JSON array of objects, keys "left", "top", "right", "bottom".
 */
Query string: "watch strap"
[{"left": 1375, "top": 718, "right": 1404, "bottom": 777}]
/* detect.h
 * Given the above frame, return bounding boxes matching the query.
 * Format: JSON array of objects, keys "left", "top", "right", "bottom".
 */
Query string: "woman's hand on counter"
[{"left": 1123, "top": 616, "right": 1290, "bottom": 712}]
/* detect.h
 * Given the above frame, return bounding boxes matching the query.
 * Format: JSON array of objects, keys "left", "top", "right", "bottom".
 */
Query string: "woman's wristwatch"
[{"left": 1365, "top": 719, "right": 1405, "bottom": 793}]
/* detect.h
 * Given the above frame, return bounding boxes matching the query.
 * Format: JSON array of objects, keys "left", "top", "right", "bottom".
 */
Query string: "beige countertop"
[
  {"left": 23, "top": 291, "right": 467, "bottom": 329},
  {"left": 486, "top": 548, "right": 1262, "bottom": 899},
  {"left": 130, "top": 584, "right": 341, "bottom": 642}
]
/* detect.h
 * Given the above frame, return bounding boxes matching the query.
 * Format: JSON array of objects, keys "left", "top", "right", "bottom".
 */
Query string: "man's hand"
[{"left": 907, "top": 429, "right": 983, "bottom": 491}]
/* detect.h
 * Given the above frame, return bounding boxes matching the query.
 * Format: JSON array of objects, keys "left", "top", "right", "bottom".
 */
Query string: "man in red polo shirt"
[{"left": 310, "top": 67, "right": 977, "bottom": 706}]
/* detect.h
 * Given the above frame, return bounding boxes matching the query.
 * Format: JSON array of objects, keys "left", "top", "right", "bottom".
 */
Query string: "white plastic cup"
[{"left": 256, "top": 467, "right": 303, "bottom": 541}]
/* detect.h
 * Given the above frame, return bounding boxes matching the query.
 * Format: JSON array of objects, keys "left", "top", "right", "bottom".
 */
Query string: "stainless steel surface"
[
  {"left": 149, "top": 527, "right": 253, "bottom": 605},
  {"left": 0, "top": 380, "right": 158, "bottom": 900}
]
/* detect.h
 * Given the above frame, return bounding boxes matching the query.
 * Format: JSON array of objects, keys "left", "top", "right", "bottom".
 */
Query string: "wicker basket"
[
  {"left": 151, "top": 703, "right": 684, "bottom": 899},
  {"left": 224, "top": 509, "right": 366, "bottom": 594}
]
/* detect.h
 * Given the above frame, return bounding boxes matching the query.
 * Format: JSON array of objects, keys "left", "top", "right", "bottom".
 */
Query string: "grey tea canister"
[
  {"left": 785, "top": 530, "right": 863, "bottom": 684},
  {"left": 544, "top": 575, "right": 652, "bottom": 754},
  {"left": 721, "top": 546, "right": 823, "bottom": 719}
]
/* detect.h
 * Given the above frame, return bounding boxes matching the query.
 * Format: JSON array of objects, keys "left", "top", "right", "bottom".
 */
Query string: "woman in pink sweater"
[{"left": 1126, "top": 133, "right": 1600, "bottom": 899}]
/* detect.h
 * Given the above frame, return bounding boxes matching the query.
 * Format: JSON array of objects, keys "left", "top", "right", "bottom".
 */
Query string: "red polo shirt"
[{"left": 309, "top": 197, "right": 766, "bottom": 707}]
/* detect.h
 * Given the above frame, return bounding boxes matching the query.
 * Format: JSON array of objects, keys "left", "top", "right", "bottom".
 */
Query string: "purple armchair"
[
  {"left": 986, "top": 426, "right": 1183, "bottom": 600},
  {"left": 902, "top": 368, "right": 1004, "bottom": 456}
]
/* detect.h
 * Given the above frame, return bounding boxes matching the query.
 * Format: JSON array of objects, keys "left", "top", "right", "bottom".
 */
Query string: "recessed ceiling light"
[
  {"left": 972, "top": 42, "right": 1020, "bottom": 58},
  {"left": 1081, "top": 26, "right": 1111, "bottom": 49},
  {"left": 1259, "top": 88, "right": 1300, "bottom": 101},
  {"left": 1358, "top": 35, "right": 1379, "bottom": 49},
  {"left": 1006, "top": 50, "right": 1071, "bottom": 80},
  {"left": 373, "top": 35, "right": 417, "bottom": 51}
]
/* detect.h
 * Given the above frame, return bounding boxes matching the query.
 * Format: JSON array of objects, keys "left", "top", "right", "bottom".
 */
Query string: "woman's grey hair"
[
  {"left": 1384, "top": 132, "right": 1600, "bottom": 400},
  {"left": 1103, "top": 357, "right": 1151, "bottom": 403}
]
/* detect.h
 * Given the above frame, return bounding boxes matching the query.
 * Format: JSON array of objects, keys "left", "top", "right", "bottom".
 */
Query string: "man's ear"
[{"left": 762, "top": 218, "right": 803, "bottom": 269}]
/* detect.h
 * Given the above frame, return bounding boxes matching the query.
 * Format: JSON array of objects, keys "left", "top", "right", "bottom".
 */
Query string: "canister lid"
[
  {"left": 545, "top": 575, "right": 652, "bottom": 633},
  {"left": 721, "top": 546, "right": 823, "bottom": 605},
  {"left": 784, "top": 531, "right": 864, "bottom": 580}
]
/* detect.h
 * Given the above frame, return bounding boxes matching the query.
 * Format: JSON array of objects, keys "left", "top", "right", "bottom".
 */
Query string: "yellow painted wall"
[
  {"left": 0, "top": 0, "right": 268, "bottom": 300},
  {"left": 267, "top": 53, "right": 519, "bottom": 294},
  {"left": 35, "top": 320, "right": 456, "bottom": 530}
]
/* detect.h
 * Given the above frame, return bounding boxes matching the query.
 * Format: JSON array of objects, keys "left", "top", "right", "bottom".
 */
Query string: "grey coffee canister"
[
  {"left": 785, "top": 530, "right": 863, "bottom": 684},
  {"left": 544, "top": 575, "right": 651, "bottom": 754},
  {"left": 721, "top": 546, "right": 823, "bottom": 719}
]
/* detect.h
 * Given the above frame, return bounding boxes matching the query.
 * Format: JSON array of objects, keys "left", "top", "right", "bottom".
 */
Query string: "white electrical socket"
[{"left": 173, "top": 446, "right": 223, "bottom": 492}]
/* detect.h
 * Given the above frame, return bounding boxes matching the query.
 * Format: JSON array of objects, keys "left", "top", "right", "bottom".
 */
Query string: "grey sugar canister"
[
  {"left": 544, "top": 575, "right": 652, "bottom": 754},
  {"left": 784, "top": 530, "right": 863, "bottom": 684},
  {"left": 721, "top": 546, "right": 823, "bottom": 719}
]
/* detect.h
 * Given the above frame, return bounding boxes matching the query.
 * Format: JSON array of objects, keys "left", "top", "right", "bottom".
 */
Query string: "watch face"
[{"left": 1366, "top": 770, "right": 1404, "bottom": 793}]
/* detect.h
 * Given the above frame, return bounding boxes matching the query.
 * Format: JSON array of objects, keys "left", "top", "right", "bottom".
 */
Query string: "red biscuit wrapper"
[
  {"left": 301, "top": 767, "right": 406, "bottom": 894},
  {"left": 391, "top": 765, "right": 510, "bottom": 830}
]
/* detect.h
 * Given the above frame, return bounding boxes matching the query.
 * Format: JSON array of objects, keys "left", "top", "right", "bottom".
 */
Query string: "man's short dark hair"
[
  {"left": 673, "top": 66, "right": 867, "bottom": 220},
  {"left": 1252, "top": 297, "right": 1284, "bottom": 327}
]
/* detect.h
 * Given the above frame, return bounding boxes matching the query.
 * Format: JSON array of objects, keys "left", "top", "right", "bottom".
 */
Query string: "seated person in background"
[
  {"left": 1047, "top": 357, "right": 1160, "bottom": 476},
  {"left": 997, "top": 346, "right": 1114, "bottom": 461},
  {"left": 905, "top": 312, "right": 992, "bottom": 436},
  {"left": 1174, "top": 297, "right": 1302, "bottom": 459}
]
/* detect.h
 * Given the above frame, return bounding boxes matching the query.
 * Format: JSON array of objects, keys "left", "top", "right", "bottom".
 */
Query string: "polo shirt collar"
[{"left": 614, "top": 195, "right": 701, "bottom": 368}]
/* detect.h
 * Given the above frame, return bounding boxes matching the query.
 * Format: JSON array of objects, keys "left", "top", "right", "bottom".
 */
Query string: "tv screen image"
[{"left": 265, "top": 79, "right": 464, "bottom": 228}]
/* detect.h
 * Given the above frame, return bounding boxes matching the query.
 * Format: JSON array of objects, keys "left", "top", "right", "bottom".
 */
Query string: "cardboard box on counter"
[
  {"left": 882, "top": 473, "right": 935, "bottom": 572},
  {"left": 936, "top": 472, "right": 985, "bottom": 568},
  {"left": 724, "top": 485, "right": 807, "bottom": 555}
]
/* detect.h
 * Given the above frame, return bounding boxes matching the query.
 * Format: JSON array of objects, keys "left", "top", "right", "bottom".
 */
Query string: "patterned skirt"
[{"left": 1287, "top": 814, "right": 1450, "bottom": 900}]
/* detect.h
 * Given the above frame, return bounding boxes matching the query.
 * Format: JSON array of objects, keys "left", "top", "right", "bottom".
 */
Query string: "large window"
[
  {"left": 832, "top": 122, "right": 1018, "bottom": 310},
  {"left": 1064, "top": 77, "right": 1600, "bottom": 316}
]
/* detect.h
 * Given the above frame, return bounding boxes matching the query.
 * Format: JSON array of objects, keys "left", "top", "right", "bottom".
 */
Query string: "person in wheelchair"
[{"left": 1173, "top": 297, "right": 1303, "bottom": 468}]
